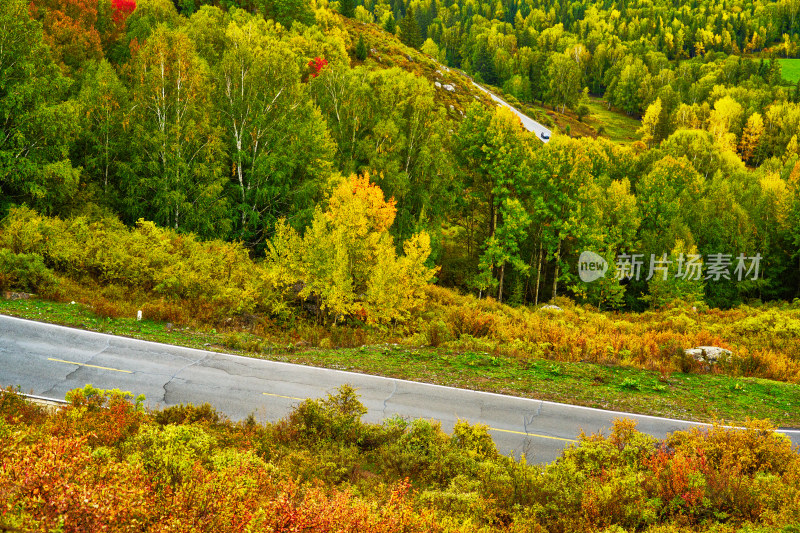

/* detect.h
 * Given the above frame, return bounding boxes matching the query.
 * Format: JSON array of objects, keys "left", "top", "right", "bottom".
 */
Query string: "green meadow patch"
[{"left": 779, "top": 58, "right": 800, "bottom": 83}]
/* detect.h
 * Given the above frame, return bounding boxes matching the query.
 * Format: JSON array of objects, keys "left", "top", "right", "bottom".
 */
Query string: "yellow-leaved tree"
[{"left": 265, "top": 174, "right": 437, "bottom": 324}]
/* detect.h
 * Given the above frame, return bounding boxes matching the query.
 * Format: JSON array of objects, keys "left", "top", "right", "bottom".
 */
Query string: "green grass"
[
  {"left": 779, "top": 58, "right": 800, "bottom": 83},
  {"left": 585, "top": 96, "right": 641, "bottom": 143},
  {"left": 2, "top": 297, "right": 800, "bottom": 427}
]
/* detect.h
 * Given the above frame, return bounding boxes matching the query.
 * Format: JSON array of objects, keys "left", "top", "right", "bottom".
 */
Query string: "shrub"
[
  {"left": 127, "top": 423, "right": 217, "bottom": 487},
  {"left": 447, "top": 305, "right": 496, "bottom": 338},
  {"left": 153, "top": 403, "right": 224, "bottom": 426},
  {"left": 0, "top": 207, "right": 268, "bottom": 319},
  {"left": 424, "top": 319, "right": 451, "bottom": 347},
  {"left": 0, "top": 387, "right": 48, "bottom": 426},
  {"left": 279, "top": 385, "right": 369, "bottom": 446},
  {"left": 451, "top": 419, "right": 497, "bottom": 460},
  {"left": 56, "top": 385, "right": 146, "bottom": 447},
  {"left": 0, "top": 249, "right": 56, "bottom": 293}
]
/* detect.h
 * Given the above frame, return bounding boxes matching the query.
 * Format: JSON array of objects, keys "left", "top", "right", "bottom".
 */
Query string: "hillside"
[{"left": 5, "top": 0, "right": 800, "bottom": 526}]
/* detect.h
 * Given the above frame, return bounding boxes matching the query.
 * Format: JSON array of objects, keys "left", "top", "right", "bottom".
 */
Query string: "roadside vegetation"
[
  {"left": 5, "top": 0, "right": 800, "bottom": 519},
  {"left": 2, "top": 385, "right": 799, "bottom": 532},
  {"left": 3, "top": 242, "right": 800, "bottom": 425}
]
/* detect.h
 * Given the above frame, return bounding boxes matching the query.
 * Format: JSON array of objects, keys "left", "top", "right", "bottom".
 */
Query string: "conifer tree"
[
  {"left": 472, "top": 39, "right": 498, "bottom": 85},
  {"left": 383, "top": 13, "right": 396, "bottom": 34},
  {"left": 355, "top": 34, "right": 368, "bottom": 61},
  {"left": 399, "top": 6, "right": 422, "bottom": 49},
  {"left": 339, "top": 0, "right": 355, "bottom": 18}
]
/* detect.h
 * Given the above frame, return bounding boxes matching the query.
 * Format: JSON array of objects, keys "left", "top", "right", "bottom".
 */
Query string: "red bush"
[{"left": 308, "top": 57, "right": 328, "bottom": 77}]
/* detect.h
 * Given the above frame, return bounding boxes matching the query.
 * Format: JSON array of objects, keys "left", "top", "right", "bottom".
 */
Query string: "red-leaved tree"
[
  {"left": 111, "top": 0, "right": 136, "bottom": 27},
  {"left": 308, "top": 57, "right": 328, "bottom": 78}
]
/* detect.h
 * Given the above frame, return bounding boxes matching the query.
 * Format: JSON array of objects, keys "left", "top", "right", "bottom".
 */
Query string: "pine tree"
[
  {"left": 472, "top": 40, "right": 498, "bottom": 85},
  {"left": 398, "top": 6, "right": 422, "bottom": 49},
  {"left": 339, "top": 0, "right": 355, "bottom": 18},
  {"left": 355, "top": 34, "right": 368, "bottom": 61},
  {"left": 383, "top": 13, "right": 396, "bottom": 34}
]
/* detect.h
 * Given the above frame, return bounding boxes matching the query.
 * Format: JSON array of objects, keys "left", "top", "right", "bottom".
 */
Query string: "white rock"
[
  {"left": 540, "top": 304, "right": 563, "bottom": 312},
  {"left": 685, "top": 346, "right": 732, "bottom": 364},
  {"left": 435, "top": 81, "right": 442, "bottom": 88},
  {"left": 443, "top": 84, "right": 456, "bottom": 92}
]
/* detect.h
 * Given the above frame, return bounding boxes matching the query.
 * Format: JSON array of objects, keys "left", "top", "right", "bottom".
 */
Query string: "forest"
[
  {"left": 4, "top": 0, "right": 800, "bottom": 317},
  {"left": 5, "top": 0, "right": 800, "bottom": 528}
]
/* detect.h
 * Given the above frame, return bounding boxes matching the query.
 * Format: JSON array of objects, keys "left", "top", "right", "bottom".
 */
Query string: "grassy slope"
[
  {"left": 780, "top": 58, "right": 800, "bottom": 83},
  {"left": 3, "top": 297, "right": 799, "bottom": 427},
  {"left": 584, "top": 96, "right": 642, "bottom": 143}
]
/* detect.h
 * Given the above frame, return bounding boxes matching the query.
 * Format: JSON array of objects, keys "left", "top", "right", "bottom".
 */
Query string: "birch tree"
[
  {"left": 218, "top": 17, "right": 332, "bottom": 246},
  {"left": 125, "top": 25, "right": 227, "bottom": 237}
]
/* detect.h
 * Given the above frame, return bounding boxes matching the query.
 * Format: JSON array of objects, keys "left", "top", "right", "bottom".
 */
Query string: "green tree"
[
  {"left": 399, "top": 6, "right": 422, "bottom": 49},
  {"left": 547, "top": 53, "right": 581, "bottom": 113},
  {"left": 184, "top": 6, "right": 228, "bottom": 67},
  {"left": 125, "top": 0, "right": 181, "bottom": 44},
  {"left": 458, "top": 104, "right": 536, "bottom": 300},
  {"left": 479, "top": 197, "right": 531, "bottom": 302},
  {"left": 0, "top": 0, "right": 81, "bottom": 215},
  {"left": 218, "top": 18, "right": 333, "bottom": 247},
  {"left": 636, "top": 156, "right": 703, "bottom": 256},
  {"left": 638, "top": 97, "right": 664, "bottom": 148},
  {"left": 585, "top": 178, "right": 641, "bottom": 310},
  {"left": 528, "top": 138, "right": 607, "bottom": 302},
  {"left": 645, "top": 241, "right": 706, "bottom": 309},
  {"left": 339, "top": 0, "right": 356, "bottom": 18},
  {"left": 258, "top": 0, "right": 316, "bottom": 28},
  {"left": 383, "top": 13, "right": 397, "bottom": 35},
  {"left": 75, "top": 60, "right": 127, "bottom": 198},
  {"left": 123, "top": 26, "right": 227, "bottom": 237},
  {"left": 355, "top": 34, "right": 368, "bottom": 61},
  {"left": 472, "top": 39, "right": 498, "bottom": 85},
  {"left": 606, "top": 57, "right": 651, "bottom": 115}
]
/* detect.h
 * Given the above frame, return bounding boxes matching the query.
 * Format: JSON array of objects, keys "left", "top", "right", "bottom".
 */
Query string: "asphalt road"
[
  {"left": 1, "top": 314, "right": 797, "bottom": 463},
  {"left": 470, "top": 81, "right": 552, "bottom": 142}
]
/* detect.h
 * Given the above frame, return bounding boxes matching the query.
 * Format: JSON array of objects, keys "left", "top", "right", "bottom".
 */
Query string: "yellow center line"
[
  {"left": 48, "top": 357, "right": 133, "bottom": 374},
  {"left": 263, "top": 392, "right": 306, "bottom": 401},
  {"left": 488, "top": 427, "right": 578, "bottom": 443}
]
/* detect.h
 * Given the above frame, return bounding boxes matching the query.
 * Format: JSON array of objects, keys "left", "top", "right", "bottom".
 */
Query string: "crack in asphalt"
[
  {"left": 41, "top": 338, "right": 112, "bottom": 396},
  {"left": 63, "top": 338, "right": 111, "bottom": 381},
  {"left": 382, "top": 380, "right": 397, "bottom": 418},
  {"left": 522, "top": 400, "right": 544, "bottom": 434},
  {"left": 201, "top": 357, "right": 265, "bottom": 379},
  {"left": 160, "top": 353, "right": 213, "bottom": 404},
  {"left": 40, "top": 380, "right": 68, "bottom": 398}
]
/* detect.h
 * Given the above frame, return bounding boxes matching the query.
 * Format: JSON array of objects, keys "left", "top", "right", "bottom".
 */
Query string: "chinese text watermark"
[{"left": 578, "top": 252, "right": 762, "bottom": 283}]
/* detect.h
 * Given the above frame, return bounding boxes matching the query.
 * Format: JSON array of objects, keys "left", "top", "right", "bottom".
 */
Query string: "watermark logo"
[
  {"left": 578, "top": 251, "right": 609, "bottom": 283},
  {"left": 578, "top": 252, "right": 762, "bottom": 283}
]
